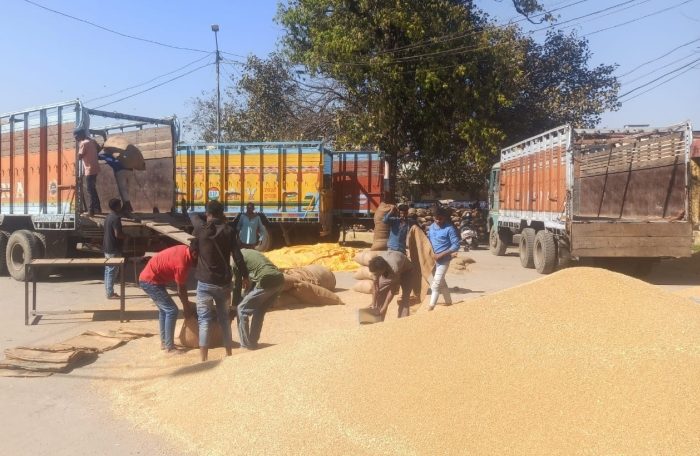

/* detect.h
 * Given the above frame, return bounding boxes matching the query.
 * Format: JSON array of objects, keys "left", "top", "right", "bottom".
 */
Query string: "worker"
[
  {"left": 75, "top": 129, "right": 101, "bottom": 216},
  {"left": 98, "top": 151, "right": 134, "bottom": 215},
  {"left": 427, "top": 206, "right": 460, "bottom": 311},
  {"left": 235, "top": 202, "right": 266, "bottom": 249},
  {"left": 234, "top": 249, "right": 285, "bottom": 350},
  {"left": 383, "top": 203, "right": 416, "bottom": 254},
  {"left": 103, "top": 198, "right": 125, "bottom": 300},
  {"left": 367, "top": 251, "right": 414, "bottom": 320},
  {"left": 139, "top": 244, "right": 198, "bottom": 353},
  {"left": 190, "top": 200, "right": 250, "bottom": 362}
]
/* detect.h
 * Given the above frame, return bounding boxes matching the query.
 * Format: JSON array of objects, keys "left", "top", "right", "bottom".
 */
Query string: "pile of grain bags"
[
  {"left": 280, "top": 265, "right": 342, "bottom": 307},
  {"left": 371, "top": 202, "right": 392, "bottom": 251},
  {"left": 352, "top": 249, "right": 382, "bottom": 294},
  {"left": 108, "top": 267, "right": 700, "bottom": 455}
]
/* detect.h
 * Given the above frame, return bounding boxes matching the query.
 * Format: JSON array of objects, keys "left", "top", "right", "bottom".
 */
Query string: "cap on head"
[{"left": 206, "top": 200, "right": 224, "bottom": 218}]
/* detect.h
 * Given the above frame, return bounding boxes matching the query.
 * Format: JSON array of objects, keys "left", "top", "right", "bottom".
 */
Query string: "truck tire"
[
  {"left": 519, "top": 228, "right": 536, "bottom": 269},
  {"left": 0, "top": 231, "right": 9, "bottom": 276},
  {"left": 6, "top": 230, "right": 43, "bottom": 281},
  {"left": 489, "top": 225, "right": 508, "bottom": 256},
  {"left": 534, "top": 230, "right": 557, "bottom": 274}
]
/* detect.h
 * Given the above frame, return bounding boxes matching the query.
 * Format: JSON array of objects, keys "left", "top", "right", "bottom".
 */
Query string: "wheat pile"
[
  {"left": 105, "top": 267, "right": 700, "bottom": 455},
  {"left": 264, "top": 243, "right": 359, "bottom": 271}
]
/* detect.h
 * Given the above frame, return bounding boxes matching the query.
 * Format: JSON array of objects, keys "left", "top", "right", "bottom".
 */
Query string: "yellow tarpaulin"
[{"left": 264, "top": 244, "right": 359, "bottom": 271}]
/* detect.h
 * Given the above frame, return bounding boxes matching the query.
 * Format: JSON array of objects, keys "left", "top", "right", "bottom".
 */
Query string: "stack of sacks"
[
  {"left": 371, "top": 202, "right": 392, "bottom": 251},
  {"left": 277, "top": 265, "right": 342, "bottom": 308},
  {"left": 352, "top": 250, "right": 382, "bottom": 294}
]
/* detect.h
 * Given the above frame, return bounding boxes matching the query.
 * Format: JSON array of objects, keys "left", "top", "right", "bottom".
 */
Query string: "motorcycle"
[{"left": 459, "top": 216, "right": 479, "bottom": 252}]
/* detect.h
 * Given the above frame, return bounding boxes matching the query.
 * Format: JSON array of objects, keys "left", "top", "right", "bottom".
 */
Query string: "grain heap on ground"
[
  {"left": 105, "top": 267, "right": 700, "bottom": 455},
  {"left": 263, "top": 243, "right": 359, "bottom": 271}
]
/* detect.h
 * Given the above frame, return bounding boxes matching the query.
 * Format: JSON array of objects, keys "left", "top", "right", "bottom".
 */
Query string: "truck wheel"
[
  {"left": 6, "top": 230, "right": 43, "bottom": 281},
  {"left": 519, "top": 228, "right": 536, "bottom": 269},
  {"left": 0, "top": 231, "right": 9, "bottom": 276},
  {"left": 534, "top": 230, "right": 557, "bottom": 274},
  {"left": 489, "top": 226, "right": 508, "bottom": 256}
]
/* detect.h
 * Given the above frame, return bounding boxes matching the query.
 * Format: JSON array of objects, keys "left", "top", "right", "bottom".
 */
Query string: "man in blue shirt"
[
  {"left": 427, "top": 206, "right": 460, "bottom": 311},
  {"left": 99, "top": 152, "right": 134, "bottom": 214},
  {"left": 383, "top": 204, "right": 415, "bottom": 254}
]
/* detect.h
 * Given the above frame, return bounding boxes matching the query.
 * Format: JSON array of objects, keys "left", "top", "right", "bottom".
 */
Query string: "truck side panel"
[
  {"left": 1, "top": 107, "right": 77, "bottom": 216},
  {"left": 570, "top": 221, "right": 691, "bottom": 257},
  {"left": 176, "top": 143, "right": 325, "bottom": 221},
  {"left": 332, "top": 151, "right": 383, "bottom": 217},
  {"left": 499, "top": 125, "right": 570, "bottom": 227}
]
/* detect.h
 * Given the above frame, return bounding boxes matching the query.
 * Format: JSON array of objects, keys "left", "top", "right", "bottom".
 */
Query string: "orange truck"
[
  {"left": 0, "top": 100, "right": 386, "bottom": 280},
  {"left": 487, "top": 123, "right": 694, "bottom": 274}
]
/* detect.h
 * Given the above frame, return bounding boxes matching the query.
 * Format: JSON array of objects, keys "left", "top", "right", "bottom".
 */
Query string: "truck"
[
  {"left": 487, "top": 123, "right": 694, "bottom": 274},
  {"left": 0, "top": 100, "right": 184, "bottom": 281},
  {"left": 175, "top": 143, "right": 385, "bottom": 249}
]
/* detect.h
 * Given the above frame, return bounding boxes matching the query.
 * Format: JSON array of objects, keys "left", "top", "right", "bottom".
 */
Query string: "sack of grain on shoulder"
[{"left": 371, "top": 202, "right": 393, "bottom": 251}]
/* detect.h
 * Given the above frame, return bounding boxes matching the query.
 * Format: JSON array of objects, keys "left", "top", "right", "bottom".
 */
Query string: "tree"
[
  {"left": 277, "top": 0, "right": 619, "bottom": 196},
  {"left": 187, "top": 54, "right": 339, "bottom": 142}
]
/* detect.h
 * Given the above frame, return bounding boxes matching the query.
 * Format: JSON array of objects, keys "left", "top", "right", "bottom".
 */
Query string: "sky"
[{"left": 0, "top": 0, "right": 698, "bottom": 136}]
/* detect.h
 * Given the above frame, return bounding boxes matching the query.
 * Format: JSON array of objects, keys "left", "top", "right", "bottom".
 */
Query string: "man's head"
[
  {"left": 206, "top": 200, "right": 224, "bottom": 221},
  {"left": 368, "top": 255, "right": 390, "bottom": 278},
  {"left": 108, "top": 198, "right": 122, "bottom": 213},
  {"left": 246, "top": 202, "right": 255, "bottom": 215},
  {"left": 73, "top": 128, "right": 86, "bottom": 141},
  {"left": 435, "top": 206, "right": 450, "bottom": 226},
  {"left": 397, "top": 203, "right": 409, "bottom": 219},
  {"left": 187, "top": 243, "right": 199, "bottom": 264}
]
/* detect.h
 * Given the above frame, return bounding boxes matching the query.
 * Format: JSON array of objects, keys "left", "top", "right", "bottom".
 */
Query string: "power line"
[
  {"left": 94, "top": 62, "right": 213, "bottom": 109},
  {"left": 618, "top": 56, "right": 700, "bottom": 99},
  {"left": 584, "top": 0, "right": 696, "bottom": 36},
  {"left": 621, "top": 51, "right": 698, "bottom": 84},
  {"left": 86, "top": 53, "right": 214, "bottom": 103},
  {"left": 618, "top": 36, "right": 700, "bottom": 76},
  {"left": 545, "top": 0, "right": 655, "bottom": 33},
  {"left": 620, "top": 63, "right": 698, "bottom": 102}
]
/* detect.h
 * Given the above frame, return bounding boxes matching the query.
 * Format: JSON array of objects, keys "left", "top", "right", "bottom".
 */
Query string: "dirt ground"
[{"left": 1, "top": 243, "right": 700, "bottom": 455}]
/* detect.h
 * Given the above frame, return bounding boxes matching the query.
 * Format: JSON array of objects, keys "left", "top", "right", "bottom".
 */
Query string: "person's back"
[
  {"left": 103, "top": 211, "right": 123, "bottom": 255},
  {"left": 238, "top": 249, "right": 283, "bottom": 288},
  {"left": 378, "top": 250, "right": 412, "bottom": 284},
  {"left": 194, "top": 219, "right": 236, "bottom": 286},
  {"left": 140, "top": 244, "right": 192, "bottom": 286},
  {"left": 384, "top": 204, "right": 413, "bottom": 254}
]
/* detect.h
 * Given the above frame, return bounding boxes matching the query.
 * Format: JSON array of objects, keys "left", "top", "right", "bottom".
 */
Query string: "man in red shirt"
[{"left": 139, "top": 244, "right": 198, "bottom": 353}]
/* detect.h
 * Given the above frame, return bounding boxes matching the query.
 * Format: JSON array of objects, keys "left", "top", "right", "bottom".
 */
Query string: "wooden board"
[
  {"left": 571, "top": 222, "right": 692, "bottom": 257},
  {"left": 570, "top": 222, "right": 692, "bottom": 237}
]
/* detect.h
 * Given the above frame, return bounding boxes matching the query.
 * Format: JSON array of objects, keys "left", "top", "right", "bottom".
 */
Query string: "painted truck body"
[
  {"left": 0, "top": 100, "right": 182, "bottom": 280},
  {"left": 487, "top": 123, "right": 693, "bottom": 274},
  {"left": 175, "top": 143, "right": 384, "bottom": 248}
]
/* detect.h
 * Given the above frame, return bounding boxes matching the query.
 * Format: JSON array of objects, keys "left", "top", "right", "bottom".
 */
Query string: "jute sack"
[
  {"left": 353, "top": 266, "right": 374, "bottom": 281},
  {"left": 371, "top": 202, "right": 392, "bottom": 251},
  {"left": 275, "top": 292, "right": 302, "bottom": 308},
  {"left": 284, "top": 265, "right": 336, "bottom": 291},
  {"left": 178, "top": 316, "right": 231, "bottom": 349},
  {"left": 103, "top": 136, "right": 146, "bottom": 170},
  {"left": 352, "top": 279, "right": 375, "bottom": 294},
  {"left": 287, "top": 282, "right": 343, "bottom": 306},
  {"left": 354, "top": 250, "right": 382, "bottom": 267}
]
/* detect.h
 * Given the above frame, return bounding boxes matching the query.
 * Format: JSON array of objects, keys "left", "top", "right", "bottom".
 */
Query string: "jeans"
[
  {"left": 430, "top": 261, "right": 452, "bottom": 307},
  {"left": 85, "top": 174, "right": 101, "bottom": 213},
  {"left": 114, "top": 169, "right": 131, "bottom": 204},
  {"left": 140, "top": 281, "right": 178, "bottom": 350},
  {"left": 104, "top": 253, "right": 120, "bottom": 297},
  {"left": 196, "top": 281, "right": 233, "bottom": 349},
  {"left": 237, "top": 282, "right": 283, "bottom": 349}
]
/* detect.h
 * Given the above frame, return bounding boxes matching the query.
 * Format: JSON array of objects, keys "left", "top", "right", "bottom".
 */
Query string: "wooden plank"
[
  {"left": 571, "top": 222, "right": 692, "bottom": 237},
  {"left": 572, "top": 245, "right": 691, "bottom": 258},
  {"left": 572, "top": 236, "right": 690, "bottom": 249}
]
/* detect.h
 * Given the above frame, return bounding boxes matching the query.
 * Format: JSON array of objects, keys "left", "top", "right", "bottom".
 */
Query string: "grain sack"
[
  {"left": 103, "top": 137, "right": 146, "bottom": 170},
  {"left": 178, "top": 316, "right": 231, "bottom": 349},
  {"left": 354, "top": 249, "right": 382, "bottom": 267},
  {"left": 275, "top": 293, "right": 301, "bottom": 308},
  {"left": 284, "top": 265, "right": 336, "bottom": 291},
  {"left": 287, "top": 282, "right": 343, "bottom": 306},
  {"left": 353, "top": 266, "right": 374, "bottom": 281},
  {"left": 352, "top": 279, "right": 374, "bottom": 294},
  {"left": 371, "top": 202, "right": 392, "bottom": 251}
]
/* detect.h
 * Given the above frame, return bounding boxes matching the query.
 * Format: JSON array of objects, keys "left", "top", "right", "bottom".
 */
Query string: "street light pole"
[{"left": 212, "top": 24, "right": 221, "bottom": 143}]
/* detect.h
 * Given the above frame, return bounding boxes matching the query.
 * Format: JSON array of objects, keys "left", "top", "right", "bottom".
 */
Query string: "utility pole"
[{"left": 211, "top": 24, "right": 221, "bottom": 142}]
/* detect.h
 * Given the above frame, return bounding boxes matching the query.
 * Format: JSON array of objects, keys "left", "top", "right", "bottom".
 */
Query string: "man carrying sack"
[{"left": 101, "top": 136, "right": 146, "bottom": 215}]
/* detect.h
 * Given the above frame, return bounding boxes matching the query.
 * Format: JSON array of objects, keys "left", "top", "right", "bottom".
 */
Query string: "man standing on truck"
[
  {"left": 98, "top": 151, "right": 134, "bottom": 215},
  {"left": 139, "top": 244, "right": 198, "bottom": 353},
  {"left": 75, "top": 129, "right": 101, "bottom": 216},
  {"left": 427, "top": 206, "right": 460, "bottom": 311},
  {"left": 190, "top": 200, "right": 250, "bottom": 362},
  {"left": 234, "top": 249, "right": 285, "bottom": 350},
  {"left": 103, "top": 198, "right": 125, "bottom": 299},
  {"left": 383, "top": 203, "right": 416, "bottom": 254},
  {"left": 234, "top": 202, "right": 265, "bottom": 249}
]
